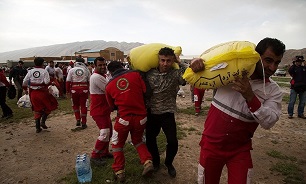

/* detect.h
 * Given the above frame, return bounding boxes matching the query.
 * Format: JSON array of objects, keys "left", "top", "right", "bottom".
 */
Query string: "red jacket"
[
  {"left": 106, "top": 69, "right": 146, "bottom": 117},
  {"left": 0, "top": 71, "right": 10, "bottom": 87}
]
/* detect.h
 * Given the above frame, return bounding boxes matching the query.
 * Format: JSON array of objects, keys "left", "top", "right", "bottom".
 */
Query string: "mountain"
[
  {"left": 0, "top": 40, "right": 305, "bottom": 66},
  {"left": 281, "top": 48, "right": 306, "bottom": 66},
  {"left": 0, "top": 40, "right": 144, "bottom": 63}
]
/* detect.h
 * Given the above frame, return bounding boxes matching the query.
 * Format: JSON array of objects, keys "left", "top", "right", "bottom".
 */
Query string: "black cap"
[{"left": 295, "top": 56, "right": 305, "bottom": 62}]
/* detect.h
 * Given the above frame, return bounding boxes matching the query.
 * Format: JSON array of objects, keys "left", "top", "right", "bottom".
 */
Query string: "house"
[{"left": 75, "top": 47, "right": 124, "bottom": 63}]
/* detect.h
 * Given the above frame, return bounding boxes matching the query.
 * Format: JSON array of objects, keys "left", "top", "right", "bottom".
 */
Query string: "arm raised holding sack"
[{"left": 197, "top": 38, "right": 286, "bottom": 184}]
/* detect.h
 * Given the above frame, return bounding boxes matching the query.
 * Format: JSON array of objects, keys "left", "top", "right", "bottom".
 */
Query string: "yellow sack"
[
  {"left": 128, "top": 43, "right": 181, "bottom": 72},
  {"left": 183, "top": 41, "right": 260, "bottom": 89}
]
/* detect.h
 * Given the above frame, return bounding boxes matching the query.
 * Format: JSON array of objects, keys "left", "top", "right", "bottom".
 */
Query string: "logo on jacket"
[
  {"left": 75, "top": 69, "right": 84, "bottom": 76},
  {"left": 116, "top": 78, "right": 129, "bottom": 90},
  {"left": 33, "top": 71, "right": 40, "bottom": 78}
]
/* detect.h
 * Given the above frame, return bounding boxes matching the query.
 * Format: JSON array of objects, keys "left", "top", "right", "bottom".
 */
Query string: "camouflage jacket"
[{"left": 146, "top": 63, "right": 187, "bottom": 114}]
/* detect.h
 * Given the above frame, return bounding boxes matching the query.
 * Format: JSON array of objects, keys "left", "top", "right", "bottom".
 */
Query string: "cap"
[
  {"left": 295, "top": 56, "right": 305, "bottom": 62},
  {"left": 69, "top": 61, "right": 74, "bottom": 65}
]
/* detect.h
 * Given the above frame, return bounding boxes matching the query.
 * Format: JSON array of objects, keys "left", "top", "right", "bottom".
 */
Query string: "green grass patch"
[
  {"left": 267, "top": 150, "right": 305, "bottom": 184},
  {"left": 187, "top": 127, "right": 197, "bottom": 132},
  {"left": 3, "top": 98, "right": 33, "bottom": 123},
  {"left": 59, "top": 143, "right": 161, "bottom": 184},
  {"left": 55, "top": 98, "right": 74, "bottom": 114},
  {"left": 267, "top": 150, "right": 297, "bottom": 162},
  {"left": 1, "top": 97, "right": 73, "bottom": 124},
  {"left": 177, "top": 105, "right": 209, "bottom": 116},
  {"left": 61, "top": 121, "right": 187, "bottom": 183}
]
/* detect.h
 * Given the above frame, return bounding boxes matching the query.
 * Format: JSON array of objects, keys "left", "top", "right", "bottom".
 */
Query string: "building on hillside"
[{"left": 75, "top": 47, "right": 124, "bottom": 63}]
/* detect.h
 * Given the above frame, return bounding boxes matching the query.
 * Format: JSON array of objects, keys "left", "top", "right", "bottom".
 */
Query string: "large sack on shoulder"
[
  {"left": 128, "top": 43, "right": 182, "bottom": 72},
  {"left": 7, "top": 85, "right": 16, "bottom": 99},
  {"left": 183, "top": 41, "right": 260, "bottom": 89}
]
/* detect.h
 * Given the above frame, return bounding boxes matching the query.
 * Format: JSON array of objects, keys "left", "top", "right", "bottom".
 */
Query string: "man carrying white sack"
[{"left": 189, "top": 38, "right": 286, "bottom": 184}]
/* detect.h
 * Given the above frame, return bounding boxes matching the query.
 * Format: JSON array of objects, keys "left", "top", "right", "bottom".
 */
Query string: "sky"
[{"left": 0, "top": 0, "right": 305, "bottom": 55}]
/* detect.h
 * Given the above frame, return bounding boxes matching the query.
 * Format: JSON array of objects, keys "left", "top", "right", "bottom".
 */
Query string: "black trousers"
[
  {"left": 146, "top": 112, "right": 178, "bottom": 166},
  {"left": 0, "top": 86, "right": 13, "bottom": 117}
]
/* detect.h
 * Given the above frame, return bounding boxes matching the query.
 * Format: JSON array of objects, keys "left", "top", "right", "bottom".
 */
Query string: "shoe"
[
  {"left": 5, "top": 114, "right": 13, "bottom": 119},
  {"left": 165, "top": 164, "right": 176, "bottom": 178},
  {"left": 195, "top": 112, "right": 199, "bottom": 116},
  {"left": 90, "top": 157, "right": 106, "bottom": 166},
  {"left": 298, "top": 115, "right": 306, "bottom": 119},
  {"left": 81, "top": 124, "right": 87, "bottom": 129},
  {"left": 40, "top": 123, "right": 48, "bottom": 129},
  {"left": 101, "top": 153, "right": 113, "bottom": 159},
  {"left": 36, "top": 128, "right": 42, "bottom": 133},
  {"left": 153, "top": 163, "right": 160, "bottom": 172},
  {"left": 288, "top": 115, "right": 293, "bottom": 119},
  {"left": 115, "top": 170, "right": 125, "bottom": 183},
  {"left": 76, "top": 120, "right": 81, "bottom": 126},
  {"left": 142, "top": 160, "right": 154, "bottom": 177}
]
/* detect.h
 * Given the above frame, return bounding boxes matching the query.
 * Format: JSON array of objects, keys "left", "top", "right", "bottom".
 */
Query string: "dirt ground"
[{"left": 0, "top": 84, "right": 305, "bottom": 184}]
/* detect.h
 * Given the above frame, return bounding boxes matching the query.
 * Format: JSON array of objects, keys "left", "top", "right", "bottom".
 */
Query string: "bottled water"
[{"left": 75, "top": 154, "right": 92, "bottom": 183}]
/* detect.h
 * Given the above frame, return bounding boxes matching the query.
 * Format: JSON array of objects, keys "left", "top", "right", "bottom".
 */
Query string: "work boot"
[
  {"left": 90, "top": 157, "right": 106, "bottom": 166},
  {"left": 76, "top": 120, "right": 81, "bottom": 126},
  {"left": 35, "top": 119, "right": 42, "bottom": 133},
  {"left": 142, "top": 160, "right": 154, "bottom": 177},
  {"left": 114, "top": 170, "right": 125, "bottom": 183},
  {"left": 81, "top": 124, "right": 87, "bottom": 129},
  {"left": 153, "top": 164, "right": 160, "bottom": 172},
  {"left": 298, "top": 114, "right": 306, "bottom": 119},
  {"left": 40, "top": 114, "right": 48, "bottom": 129},
  {"left": 165, "top": 164, "right": 176, "bottom": 178},
  {"left": 101, "top": 153, "right": 114, "bottom": 159}
]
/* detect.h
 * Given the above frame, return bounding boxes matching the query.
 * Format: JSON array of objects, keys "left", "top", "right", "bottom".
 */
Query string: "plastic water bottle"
[{"left": 75, "top": 154, "right": 92, "bottom": 183}]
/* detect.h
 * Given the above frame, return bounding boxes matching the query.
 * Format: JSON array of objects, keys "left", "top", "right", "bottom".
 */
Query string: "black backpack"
[{"left": 7, "top": 85, "right": 16, "bottom": 99}]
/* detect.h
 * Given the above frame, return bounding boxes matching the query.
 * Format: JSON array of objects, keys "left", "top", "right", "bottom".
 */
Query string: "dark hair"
[
  {"left": 18, "top": 60, "right": 24, "bottom": 64},
  {"left": 255, "top": 37, "right": 286, "bottom": 56},
  {"left": 107, "top": 61, "right": 123, "bottom": 73},
  {"left": 55, "top": 64, "right": 59, "bottom": 68},
  {"left": 94, "top": 57, "right": 106, "bottom": 66},
  {"left": 34, "top": 57, "right": 45, "bottom": 66},
  {"left": 158, "top": 47, "right": 175, "bottom": 56},
  {"left": 76, "top": 57, "right": 85, "bottom": 63}
]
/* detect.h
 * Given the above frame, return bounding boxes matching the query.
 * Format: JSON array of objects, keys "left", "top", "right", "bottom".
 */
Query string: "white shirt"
[
  {"left": 89, "top": 73, "right": 108, "bottom": 94},
  {"left": 55, "top": 67, "right": 63, "bottom": 79},
  {"left": 45, "top": 65, "right": 55, "bottom": 77}
]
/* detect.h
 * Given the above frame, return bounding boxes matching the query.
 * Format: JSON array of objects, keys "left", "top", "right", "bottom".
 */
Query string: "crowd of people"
[{"left": 1, "top": 37, "right": 302, "bottom": 183}]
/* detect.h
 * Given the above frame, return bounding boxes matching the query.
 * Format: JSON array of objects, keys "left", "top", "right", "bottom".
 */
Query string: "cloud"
[{"left": 0, "top": 0, "right": 305, "bottom": 54}]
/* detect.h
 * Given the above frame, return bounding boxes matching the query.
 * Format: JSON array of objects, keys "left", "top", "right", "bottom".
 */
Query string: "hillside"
[
  {"left": 0, "top": 40, "right": 305, "bottom": 65},
  {"left": 282, "top": 48, "right": 306, "bottom": 66},
  {"left": 0, "top": 40, "right": 144, "bottom": 63}
]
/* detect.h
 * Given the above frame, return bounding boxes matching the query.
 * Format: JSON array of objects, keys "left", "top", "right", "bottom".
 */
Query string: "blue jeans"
[{"left": 287, "top": 89, "right": 306, "bottom": 116}]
